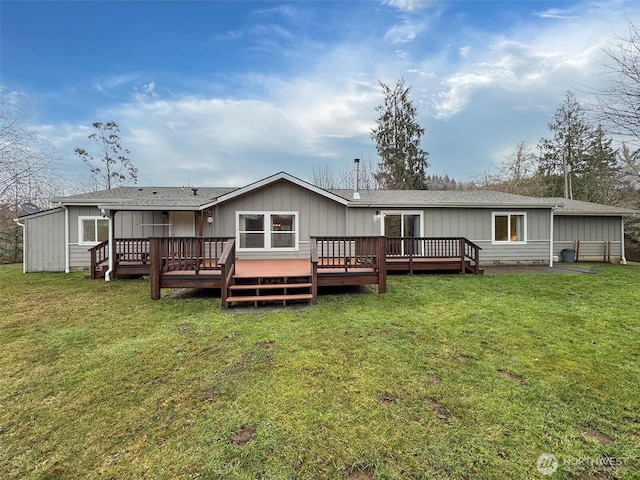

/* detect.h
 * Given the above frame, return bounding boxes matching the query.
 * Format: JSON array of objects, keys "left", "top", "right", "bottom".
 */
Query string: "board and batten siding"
[
  {"left": 554, "top": 215, "right": 623, "bottom": 260},
  {"left": 113, "top": 211, "right": 169, "bottom": 238},
  {"left": 68, "top": 208, "right": 170, "bottom": 269},
  {"left": 347, "top": 207, "right": 552, "bottom": 265},
  {"left": 214, "top": 180, "right": 347, "bottom": 259},
  {"left": 22, "top": 209, "right": 66, "bottom": 272},
  {"left": 68, "top": 206, "right": 102, "bottom": 269}
]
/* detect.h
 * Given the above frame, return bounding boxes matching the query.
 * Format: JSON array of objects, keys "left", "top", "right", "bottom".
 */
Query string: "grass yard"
[{"left": 1, "top": 263, "right": 639, "bottom": 479}]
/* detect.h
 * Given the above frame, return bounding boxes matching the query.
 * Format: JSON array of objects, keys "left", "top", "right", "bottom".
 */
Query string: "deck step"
[
  {"left": 232, "top": 273, "right": 312, "bottom": 279},
  {"left": 229, "top": 282, "right": 313, "bottom": 290},
  {"left": 227, "top": 293, "right": 314, "bottom": 303}
]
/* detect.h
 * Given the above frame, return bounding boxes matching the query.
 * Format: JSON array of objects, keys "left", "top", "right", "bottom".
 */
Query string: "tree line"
[{"left": 3, "top": 23, "right": 640, "bottom": 262}]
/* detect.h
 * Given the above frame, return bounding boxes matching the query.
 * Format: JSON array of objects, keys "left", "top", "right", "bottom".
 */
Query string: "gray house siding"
[
  {"left": 347, "top": 207, "right": 552, "bottom": 265},
  {"left": 554, "top": 215, "right": 623, "bottom": 261},
  {"left": 214, "top": 180, "right": 347, "bottom": 259},
  {"left": 114, "top": 211, "right": 169, "bottom": 238},
  {"left": 68, "top": 206, "right": 102, "bottom": 269},
  {"left": 22, "top": 209, "right": 66, "bottom": 272}
]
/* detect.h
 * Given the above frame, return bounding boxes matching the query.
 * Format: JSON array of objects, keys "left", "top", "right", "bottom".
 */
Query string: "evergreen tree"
[
  {"left": 371, "top": 78, "right": 429, "bottom": 189},
  {"left": 537, "top": 92, "right": 593, "bottom": 199}
]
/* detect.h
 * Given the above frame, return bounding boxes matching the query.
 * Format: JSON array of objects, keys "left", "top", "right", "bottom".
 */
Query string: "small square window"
[{"left": 493, "top": 213, "right": 526, "bottom": 243}]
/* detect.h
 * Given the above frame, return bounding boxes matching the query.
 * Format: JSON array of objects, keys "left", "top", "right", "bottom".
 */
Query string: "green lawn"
[{"left": 1, "top": 264, "right": 638, "bottom": 479}]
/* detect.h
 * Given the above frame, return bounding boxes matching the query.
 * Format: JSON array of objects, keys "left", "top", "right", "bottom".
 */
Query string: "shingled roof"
[
  {"left": 51, "top": 186, "right": 237, "bottom": 209},
  {"left": 49, "top": 175, "right": 638, "bottom": 216}
]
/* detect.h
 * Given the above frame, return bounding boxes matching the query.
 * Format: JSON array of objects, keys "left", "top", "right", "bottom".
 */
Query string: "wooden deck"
[{"left": 91, "top": 236, "right": 481, "bottom": 307}]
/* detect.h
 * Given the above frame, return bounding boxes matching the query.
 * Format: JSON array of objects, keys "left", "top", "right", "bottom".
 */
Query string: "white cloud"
[
  {"left": 384, "top": 20, "right": 428, "bottom": 44},
  {"left": 382, "top": 0, "right": 434, "bottom": 13},
  {"left": 534, "top": 8, "right": 578, "bottom": 19}
]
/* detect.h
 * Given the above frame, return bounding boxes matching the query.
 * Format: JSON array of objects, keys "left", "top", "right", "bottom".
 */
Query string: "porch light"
[{"left": 207, "top": 216, "right": 214, "bottom": 225}]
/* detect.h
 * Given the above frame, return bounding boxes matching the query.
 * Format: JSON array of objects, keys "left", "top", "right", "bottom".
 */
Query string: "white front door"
[{"left": 169, "top": 211, "right": 195, "bottom": 236}]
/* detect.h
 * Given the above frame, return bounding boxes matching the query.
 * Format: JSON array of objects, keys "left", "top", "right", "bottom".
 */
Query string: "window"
[
  {"left": 79, "top": 216, "right": 109, "bottom": 244},
  {"left": 492, "top": 212, "right": 526, "bottom": 243},
  {"left": 237, "top": 212, "right": 297, "bottom": 250}
]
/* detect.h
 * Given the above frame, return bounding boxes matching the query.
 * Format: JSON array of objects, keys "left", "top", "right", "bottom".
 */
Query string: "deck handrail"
[
  {"left": 88, "top": 240, "right": 110, "bottom": 279},
  {"left": 219, "top": 239, "right": 236, "bottom": 308}
]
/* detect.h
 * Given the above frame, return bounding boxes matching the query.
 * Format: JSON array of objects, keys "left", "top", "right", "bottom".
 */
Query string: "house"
[{"left": 15, "top": 171, "right": 637, "bottom": 306}]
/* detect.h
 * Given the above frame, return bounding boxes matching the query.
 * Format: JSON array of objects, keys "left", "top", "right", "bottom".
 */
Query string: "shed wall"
[{"left": 23, "top": 209, "right": 66, "bottom": 272}]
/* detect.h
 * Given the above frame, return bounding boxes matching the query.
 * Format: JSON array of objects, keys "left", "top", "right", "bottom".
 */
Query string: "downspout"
[
  {"left": 549, "top": 207, "right": 556, "bottom": 268},
  {"left": 60, "top": 204, "right": 70, "bottom": 273},
  {"left": 620, "top": 217, "right": 627, "bottom": 265},
  {"left": 104, "top": 210, "right": 114, "bottom": 281},
  {"left": 15, "top": 219, "right": 26, "bottom": 274}
]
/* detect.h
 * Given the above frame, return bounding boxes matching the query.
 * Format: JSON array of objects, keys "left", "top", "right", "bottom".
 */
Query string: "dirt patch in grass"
[
  {"left": 231, "top": 425, "right": 257, "bottom": 446},
  {"left": 498, "top": 370, "right": 526, "bottom": 386},
  {"left": 377, "top": 393, "right": 396, "bottom": 404},
  {"left": 255, "top": 340, "right": 275, "bottom": 349},
  {"left": 199, "top": 388, "right": 217, "bottom": 403},
  {"left": 427, "top": 374, "right": 443, "bottom": 385},
  {"left": 198, "top": 347, "right": 218, "bottom": 356},
  {"left": 429, "top": 399, "right": 449, "bottom": 420},
  {"left": 344, "top": 465, "right": 374, "bottom": 479},
  {"left": 579, "top": 426, "right": 614, "bottom": 445},
  {"left": 458, "top": 354, "right": 477, "bottom": 363}
]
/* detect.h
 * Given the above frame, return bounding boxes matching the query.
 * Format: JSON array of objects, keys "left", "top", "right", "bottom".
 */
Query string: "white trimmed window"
[
  {"left": 79, "top": 216, "right": 109, "bottom": 245},
  {"left": 237, "top": 212, "right": 298, "bottom": 251},
  {"left": 492, "top": 212, "right": 526, "bottom": 243}
]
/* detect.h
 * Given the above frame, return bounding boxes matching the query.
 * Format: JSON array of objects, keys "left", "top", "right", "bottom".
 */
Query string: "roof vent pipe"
[
  {"left": 192, "top": 188, "right": 198, "bottom": 196},
  {"left": 353, "top": 158, "right": 360, "bottom": 200}
]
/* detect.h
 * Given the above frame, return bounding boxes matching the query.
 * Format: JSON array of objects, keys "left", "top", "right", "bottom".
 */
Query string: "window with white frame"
[
  {"left": 79, "top": 216, "right": 109, "bottom": 244},
  {"left": 237, "top": 212, "right": 298, "bottom": 250},
  {"left": 492, "top": 212, "right": 526, "bottom": 243}
]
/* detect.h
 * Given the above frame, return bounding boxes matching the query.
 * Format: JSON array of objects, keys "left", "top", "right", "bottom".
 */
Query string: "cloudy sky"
[{"left": 2, "top": 0, "right": 639, "bottom": 188}]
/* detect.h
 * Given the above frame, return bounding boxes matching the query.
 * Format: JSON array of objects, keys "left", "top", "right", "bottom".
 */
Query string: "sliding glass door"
[{"left": 382, "top": 211, "right": 423, "bottom": 256}]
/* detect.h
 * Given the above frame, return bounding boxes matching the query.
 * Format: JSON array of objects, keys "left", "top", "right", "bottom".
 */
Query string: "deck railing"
[
  {"left": 149, "top": 237, "right": 233, "bottom": 300},
  {"left": 311, "top": 236, "right": 386, "bottom": 293},
  {"left": 89, "top": 239, "right": 110, "bottom": 279},
  {"left": 386, "top": 237, "right": 481, "bottom": 274},
  {"left": 151, "top": 237, "right": 232, "bottom": 273},
  {"left": 88, "top": 238, "right": 150, "bottom": 279},
  {"left": 115, "top": 238, "right": 150, "bottom": 262}
]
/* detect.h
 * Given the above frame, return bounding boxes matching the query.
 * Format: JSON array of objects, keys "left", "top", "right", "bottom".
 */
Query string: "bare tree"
[
  {"left": 593, "top": 22, "right": 640, "bottom": 145},
  {"left": 0, "top": 103, "right": 61, "bottom": 262},
  {"left": 74, "top": 121, "right": 137, "bottom": 190},
  {"left": 310, "top": 159, "right": 379, "bottom": 191},
  {"left": 473, "top": 140, "right": 546, "bottom": 196}
]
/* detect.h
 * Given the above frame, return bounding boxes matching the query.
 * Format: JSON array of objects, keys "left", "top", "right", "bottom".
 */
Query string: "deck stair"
[{"left": 226, "top": 272, "right": 314, "bottom": 307}]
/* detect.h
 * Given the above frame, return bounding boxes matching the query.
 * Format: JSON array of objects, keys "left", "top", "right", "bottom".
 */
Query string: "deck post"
[
  {"left": 377, "top": 236, "right": 387, "bottom": 293},
  {"left": 459, "top": 237, "right": 466, "bottom": 274},
  {"left": 90, "top": 245, "right": 97, "bottom": 280},
  {"left": 310, "top": 238, "right": 318, "bottom": 304},
  {"left": 149, "top": 238, "right": 161, "bottom": 300}
]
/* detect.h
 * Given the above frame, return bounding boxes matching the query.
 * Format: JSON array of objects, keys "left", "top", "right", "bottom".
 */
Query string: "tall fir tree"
[
  {"left": 371, "top": 78, "right": 429, "bottom": 189},
  {"left": 537, "top": 91, "right": 592, "bottom": 199}
]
